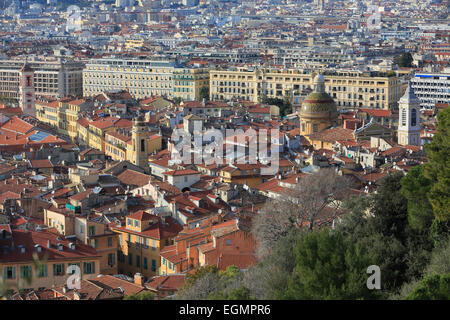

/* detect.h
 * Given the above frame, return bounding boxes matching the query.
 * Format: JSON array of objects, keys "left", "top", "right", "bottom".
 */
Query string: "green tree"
[
  {"left": 261, "top": 96, "right": 292, "bottom": 117},
  {"left": 405, "top": 273, "right": 450, "bottom": 300},
  {"left": 424, "top": 107, "right": 450, "bottom": 225},
  {"left": 210, "top": 286, "right": 252, "bottom": 300},
  {"left": 183, "top": 265, "right": 218, "bottom": 289},
  {"left": 401, "top": 165, "right": 434, "bottom": 230},
  {"left": 394, "top": 52, "right": 413, "bottom": 67},
  {"left": 281, "top": 229, "right": 379, "bottom": 300},
  {"left": 123, "top": 291, "right": 155, "bottom": 300},
  {"left": 339, "top": 172, "right": 434, "bottom": 294},
  {"left": 172, "top": 97, "right": 182, "bottom": 105},
  {"left": 199, "top": 86, "right": 210, "bottom": 101}
]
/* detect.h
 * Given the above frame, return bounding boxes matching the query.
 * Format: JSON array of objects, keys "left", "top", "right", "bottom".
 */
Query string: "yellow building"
[
  {"left": 76, "top": 118, "right": 91, "bottom": 147},
  {"left": 87, "top": 118, "right": 118, "bottom": 152},
  {"left": 172, "top": 66, "right": 209, "bottom": 101},
  {"left": 0, "top": 227, "right": 101, "bottom": 292},
  {"left": 57, "top": 99, "right": 94, "bottom": 141},
  {"left": 43, "top": 207, "right": 119, "bottom": 275},
  {"left": 299, "top": 74, "right": 338, "bottom": 136},
  {"left": 125, "top": 39, "right": 145, "bottom": 50},
  {"left": 36, "top": 100, "right": 59, "bottom": 128},
  {"left": 219, "top": 163, "right": 264, "bottom": 188},
  {"left": 83, "top": 58, "right": 175, "bottom": 99},
  {"left": 105, "top": 130, "right": 131, "bottom": 162},
  {"left": 210, "top": 67, "right": 403, "bottom": 110},
  {"left": 111, "top": 211, "right": 182, "bottom": 279}
]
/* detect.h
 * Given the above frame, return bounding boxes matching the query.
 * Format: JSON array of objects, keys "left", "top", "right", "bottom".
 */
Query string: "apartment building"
[
  {"left": 83, "top": 57, "right": 176, "bottom": 99},
  {"left": 0, "top": 58, "right": 84, "bottom": 100},
  {"left": 172, "top": 66, "right": 209, "bottom": 101},
  {"left": 0, "top": 226, "right": 101, "bottom": 291},
  {"left": 410, "top": 72, "right": 450, "bottom": 109},
  {"left": 111, "top": 211, "right": 182, "bottom": 279},
  {"left": 210, "top": 67, "right": 403, "bottom": 110},
  {"left": 36, "top": 100, "right": 59, "bottom": 128},
  {"left": 58, "top": 99, "right": 95, "bottom": 141}
]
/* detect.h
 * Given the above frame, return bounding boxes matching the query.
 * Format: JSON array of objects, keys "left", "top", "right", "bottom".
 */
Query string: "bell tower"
[
  {"left": 398, "top": 85, "right": 421, "bottom": 147},
  {"left": 130, "top": 114, "right": 149, "bottom": 171},
  {"left": 19, "top": 62, "right": 36, "bottom": 117}
]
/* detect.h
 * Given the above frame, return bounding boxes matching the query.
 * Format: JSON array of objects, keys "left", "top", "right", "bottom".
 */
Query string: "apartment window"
[
  {"left": 88, "top": 226, "right": 95, "bottom": 236},
  {"left": 162, "top": 258, "right": 166, "bottom": 265},
  {"left": 119, "top": 234, "right": 123, "bottom": 245},
  {"left": 68, "top": 263, "right": 80, "bottom": 275},
  {"left": 226, "top": 239, "right": 232, "bottom": 246},
  {"left": 313, "top": 124, "right": 318, "bottom": 133},
  {"left": 152, "top": 239, "right": 156, "bottom": 251},
  {"left": 143, "top": 257, "right": 148, "bottom": 270},
  {"left": 128, "top": 253, "right": 133, "bottom": 266},
  {"left": 83, "top": 262, "right": 95, "bottom": 274},
  {"left": 36, "top": 264, "right": 48, "bottom": 278},
  {"left": 127, "top": 218, "right": 132, "bottom": 226},
  {"left": 91, "top": 239, "right": 98, "bottom": 249},
  {"left": 151, "top": 259, "right": 156, "bottom": 272},
  {"left": 107, "top": 237, "right": 113, "bottom": 247},
  {"left": 53, "top": 263, "right": 65, "bottom": 276},
  {"left": 134, "top": 220, "right": 139, "bottom": 227},
  {"left": 136, "top": 255, "right": 141, "bottom": 268},
  {"left": 4, "top": 266, "right": 16, "bottom": 279},
  {"left": 108, "top": 253, "right": 115, "bottom": 267},
  {"left": 144, "top": 238, "right": 149, "bottom": 248}
]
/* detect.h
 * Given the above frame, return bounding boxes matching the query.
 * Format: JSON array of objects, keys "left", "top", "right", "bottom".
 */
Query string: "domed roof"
[{"left": 300, "top": 74, "right": 337, "bottom": 115}]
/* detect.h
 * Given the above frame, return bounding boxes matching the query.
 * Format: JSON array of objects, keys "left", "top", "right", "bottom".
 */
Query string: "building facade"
[
  {"left": 210, "top": 67, "right": 403, "bottom": 110},
  {"left": 83, "top": 57, "right": 176, "bottom": 99},
  {"left": 172, "top": 66, "right": 209, "bottom": 101},
  {"left": 0, "top": 227, "right": 101, "bottom": 291},
  {"left": 0, "top": 58, "right": 84, "bottom": 100},
  {"left": 410, "top": 72, "right": 450, "bottom": 109}
]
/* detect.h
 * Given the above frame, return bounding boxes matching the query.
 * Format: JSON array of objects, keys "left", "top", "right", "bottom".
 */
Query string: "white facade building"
[{"left": 410, "top": 72, "right": 450, "bottom": 109}]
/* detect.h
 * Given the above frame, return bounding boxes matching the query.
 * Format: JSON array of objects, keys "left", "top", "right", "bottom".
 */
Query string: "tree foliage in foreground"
[
  {"left": 424, "top": 107, "right": 450, "bottom": 227},
  {"left": 280, "top": 229, "right": 380, "bottom": 300},
  {"left": 338, "top": 172, "right": 434, "bottom": 295},
  {"left": 123, "top": 291, "right": 155, "bottom": 300},
  {"left": 405, "top": 273, "right": 450, "bottom": 300}
]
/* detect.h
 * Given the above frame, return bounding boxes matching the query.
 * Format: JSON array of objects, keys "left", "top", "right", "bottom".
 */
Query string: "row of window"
[
  {"left": 2, "top": 262, "right": 96, "bottom": 280},
  {"left": 126, "top": 253, "right": 157, "bottom": 271}
]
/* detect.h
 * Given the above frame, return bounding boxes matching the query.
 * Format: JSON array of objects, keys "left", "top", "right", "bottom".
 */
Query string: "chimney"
[{"left": 134, "top": 273, "right": 144, "bottom": 286}]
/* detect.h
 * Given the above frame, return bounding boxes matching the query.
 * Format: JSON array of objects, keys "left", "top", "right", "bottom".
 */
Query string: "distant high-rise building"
[
  {"left": 0, "top": 58, "right": 84, "bottom": 100},
  {"left": 410, "top": 72, "right": 450, "bottom": 109}
]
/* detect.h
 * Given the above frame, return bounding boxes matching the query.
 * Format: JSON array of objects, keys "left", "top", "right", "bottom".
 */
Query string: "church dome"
[{"left": 300, "top": 74, "right": 337, "bottom": 115}]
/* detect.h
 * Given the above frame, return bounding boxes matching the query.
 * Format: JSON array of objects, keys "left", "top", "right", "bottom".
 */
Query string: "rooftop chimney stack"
[{"left": 134, "top": 273, "right": 144, "bottom": 286}]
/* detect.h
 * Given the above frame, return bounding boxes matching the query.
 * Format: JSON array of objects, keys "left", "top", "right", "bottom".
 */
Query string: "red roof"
[
  {"left": 0, "top": 229, "right": 100, "bottom": 263},
  {"left": 162, "top": 169, "right": 200, "bottom": 176},
  {"left": 359, "top": 108, "right": 392, "bottom": 117}
]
